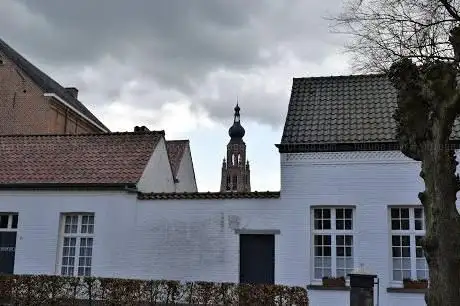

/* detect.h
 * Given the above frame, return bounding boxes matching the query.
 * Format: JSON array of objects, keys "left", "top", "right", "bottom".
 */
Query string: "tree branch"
[{"left": 439, "top": 0, "right": 460, "bottom": 21}]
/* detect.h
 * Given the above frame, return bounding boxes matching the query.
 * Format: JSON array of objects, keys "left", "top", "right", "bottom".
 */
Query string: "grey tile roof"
[
  {"left": 0, "top": 38, "right": 109, "bottom": 132},
  {"left": 281, "top": 74, "right": 460, "bottom": 144}
]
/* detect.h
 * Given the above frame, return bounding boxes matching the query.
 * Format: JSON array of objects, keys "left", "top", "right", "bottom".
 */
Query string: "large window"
[
  {"left": 312, "top": 207, "right": 355, "bottom": 280},
  {"left": 58, "top": 213, "right": 95, "bottom": 277},
  {"left": 390, "top": 207, "right": 428, "bottom": 281}
]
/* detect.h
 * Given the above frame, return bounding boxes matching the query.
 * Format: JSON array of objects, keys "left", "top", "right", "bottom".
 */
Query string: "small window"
[
  {"left": 232, "top": 175, "right": 238, "bottom": 190},
  {"left": 0, "top": 213, "right": 18, "bottom": 229}
]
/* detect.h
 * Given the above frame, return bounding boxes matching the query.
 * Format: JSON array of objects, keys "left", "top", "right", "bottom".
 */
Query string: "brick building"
[{"left": 0, "top": 38, "right": 109, "bottom": 135}]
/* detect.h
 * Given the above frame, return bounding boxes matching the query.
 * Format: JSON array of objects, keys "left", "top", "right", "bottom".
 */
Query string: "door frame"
[{"left": 236, "top": 229, "right": 280, "bottom": 284}]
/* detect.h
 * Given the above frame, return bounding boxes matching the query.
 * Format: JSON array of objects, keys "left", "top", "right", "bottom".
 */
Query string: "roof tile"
[
  {"left": 282, "top": 74, "right": 460, "bottom": 145},
  {"left": 165, "top": 140, "right": 188, "bottom": 178},
  {"left": 0, "top": 131, "right": 164, "bottom": 185},
  {"left": 138, "top": 191, "right": 280, "bottom": 200}
]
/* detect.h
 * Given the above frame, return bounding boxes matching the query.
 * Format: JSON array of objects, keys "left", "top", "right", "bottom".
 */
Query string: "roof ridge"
[
  {"left": 293, "top": 73, "right": 386, "bottom": 81},
  {"left": 0, "top": 130, "right": 166, "bottom": 138},
  {"left": 166, "top": 139, "right": 189, "bottom": 143},
  {"left": 138, "top": 191, "right": 281, "bottom": 200}
]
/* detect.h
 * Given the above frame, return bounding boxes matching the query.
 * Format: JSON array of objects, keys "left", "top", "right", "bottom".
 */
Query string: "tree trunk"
[{"left": 420, "top": 132, "right": 460, "bottom": 305}]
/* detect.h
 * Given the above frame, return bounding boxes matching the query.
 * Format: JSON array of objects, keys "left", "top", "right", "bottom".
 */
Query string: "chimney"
[
  {"left": 134, "top": 126, "right": 150, "bottom": 132},
  {"left": 65, "top": 87, "right": 79, "bottom": 99}
]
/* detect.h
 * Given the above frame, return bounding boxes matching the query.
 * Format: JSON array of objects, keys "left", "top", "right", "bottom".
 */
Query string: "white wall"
[
  {"left": 174, "top": 146, "right": 198, "bottom": 192},
  {"left": 138, "top": 138, "right": 176, "bottom": 193},
  {"left": 0, "top": 191, "right": 135, "bottom": 276},
  {"left": 0, "top": 191, "right": 294, "bottom": 284},
  {"left": 280, "top": 150, "right": 437, "bottom": 306}
]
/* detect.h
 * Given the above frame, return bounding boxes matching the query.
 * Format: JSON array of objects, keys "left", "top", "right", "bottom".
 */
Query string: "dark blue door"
[
  {"left": 239, "top": 234, "right": 275, "bottom": 284},
  {"left": 0, "top": 232, "right": 17, "bottom": 274}
]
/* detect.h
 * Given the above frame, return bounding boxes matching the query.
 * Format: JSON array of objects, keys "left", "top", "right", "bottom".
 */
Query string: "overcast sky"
[{"left": 1, "top": 0, "right": 352, "bottom": 191}]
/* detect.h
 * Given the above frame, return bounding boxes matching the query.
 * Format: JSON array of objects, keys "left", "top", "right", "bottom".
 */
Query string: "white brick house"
[
  {"left": 0, "top": 130, "right": 199, "bottom": 275},
  {"left": 275, "top": 74, "right": 458, "bottom": 306}
]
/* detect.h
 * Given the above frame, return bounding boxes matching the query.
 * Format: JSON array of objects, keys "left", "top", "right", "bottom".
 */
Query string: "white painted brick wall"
[
  {"left": 0, "top": 191, "right": 290, "bottom": 283},
  {"left": 280, "top": 150, "right": 443, "bottom": 306}
]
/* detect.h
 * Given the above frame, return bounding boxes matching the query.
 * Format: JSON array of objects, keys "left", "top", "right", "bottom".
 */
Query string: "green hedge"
[{"left": 0, "top": 274, "right": 308, "bottom": 305}]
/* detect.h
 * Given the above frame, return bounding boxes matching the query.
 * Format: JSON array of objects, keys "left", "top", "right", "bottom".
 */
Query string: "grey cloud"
[{"left": 3, "top": 0, "right": 347, "bottom": 127}]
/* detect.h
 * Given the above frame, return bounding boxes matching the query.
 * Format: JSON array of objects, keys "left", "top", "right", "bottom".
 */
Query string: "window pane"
[
  {"left": 391, "top": 208, "right": 410, "bottom": 230},
  {"left": 0, "top": 215, "right": 8, "bottom": 228},
  {"left": 416, "top": 236, "right": 425, "bottom": 258},
  {"left": 314, "top": 209, "right": 322, "bottom": 219},
  {"left": 401, "top": 236, "right": 410, "bottom": 246},
  {"left": 336, "top": 220, "right": 344, "bottom": 230},
  {"left": 78, "top": 237, "right": 93, "bottom": 277},
  {"left": 345, "top": 209, "right": 352, "bottom": 219},
  {"left": 336, "top": 208, "right": 353, "bottom": 230},
  {"left": 337, "top": 247, "right": 344, "bottom": 256},
  {"left": 392, "top": 236, "right": 400, "bottom": 246},
  {"left": 336, "top": 209, "right": 344, "bottom": 219},
  {"left": 313, "top": 234, "right": 332, "bottom": 279},
  {"left": 414, "top": 208, "right": 423, "bottom": 219},
  {"left": 401, "top": 220, "right": 410, "bottom": 230},
  {"left": 336, "top": 235, "right": 354, "bottom": 277},
  {"left": 11, "top": 214, "right": 18, "bottom": 229},
  {"left": 392, "top": 234, "right": 413, "bottom": 281},
  {"left": 393, "top": 269, "right": 402, "bottom": 281},
  {"left": 401, "top": 208, "right": 409, "bottom": 218},
  {"left": 314, "top": 209, "right": 331, "bottom": 230},
  {"left": 336, "top": 235, "right": 344, "bottom": 245},
  {"left": 345, "top": 220, "right": 352, "bottom": 230}
]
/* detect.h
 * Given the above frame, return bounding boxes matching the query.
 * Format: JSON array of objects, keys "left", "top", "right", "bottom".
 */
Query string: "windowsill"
[
  {"left": 387, "top": 287, "right": 427, "bottom": 294},
  {"left": 307, "top": 284, "right": 350, "bottom": 291}
]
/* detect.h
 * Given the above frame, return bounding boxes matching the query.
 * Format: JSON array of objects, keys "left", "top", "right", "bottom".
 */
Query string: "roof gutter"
[
  {"left": 275, "top": 141, "right": 460, "bottom": 153},
  {"left": 43, "top": 93, "right": 109, "bottom": 133}
]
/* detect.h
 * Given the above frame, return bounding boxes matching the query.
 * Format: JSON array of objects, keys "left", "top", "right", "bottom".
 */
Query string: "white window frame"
[
  {"left": 57, "top": 213, "right": 95, "bottom": 277},
  {"left": 0, "top": 213, "right": 18, "bottom": 231},
  {"left": 389, "top": 206, "right": 428, "bottom": 285},
  {"left": 310, "top": 206, "right": 356, "bottom": 283}
]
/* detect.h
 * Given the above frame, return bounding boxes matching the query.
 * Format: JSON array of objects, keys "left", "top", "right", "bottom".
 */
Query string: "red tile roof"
[
  {"left": 165, "top": 140, "right": 189, "bottom": 178},
  {"left": 138, "top": 191, "right": 281, "bottom": 200},
  {"left": 0, "top": 131, "right": 164, "bottom": 185}
]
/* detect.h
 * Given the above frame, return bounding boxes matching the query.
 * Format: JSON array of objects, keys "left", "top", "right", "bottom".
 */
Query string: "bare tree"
[
  {"left": 333, "top": 0, "right": 459, "bottom": 71},
  {"left": 333, "top": 1, "right": 460, "bottom": 305}
]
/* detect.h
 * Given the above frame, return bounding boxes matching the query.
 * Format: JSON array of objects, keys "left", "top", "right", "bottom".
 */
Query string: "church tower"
[{"left": 220, "top": 103, "right": 251, "bottom": 192}]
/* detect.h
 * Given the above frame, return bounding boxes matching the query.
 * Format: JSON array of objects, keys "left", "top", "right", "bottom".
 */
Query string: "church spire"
[
  {"left": 220, "top": 101, "right": 251, "bottom": 192},
  {"left": 228, "top": 101, "right": 245, "bottom": 140}
]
